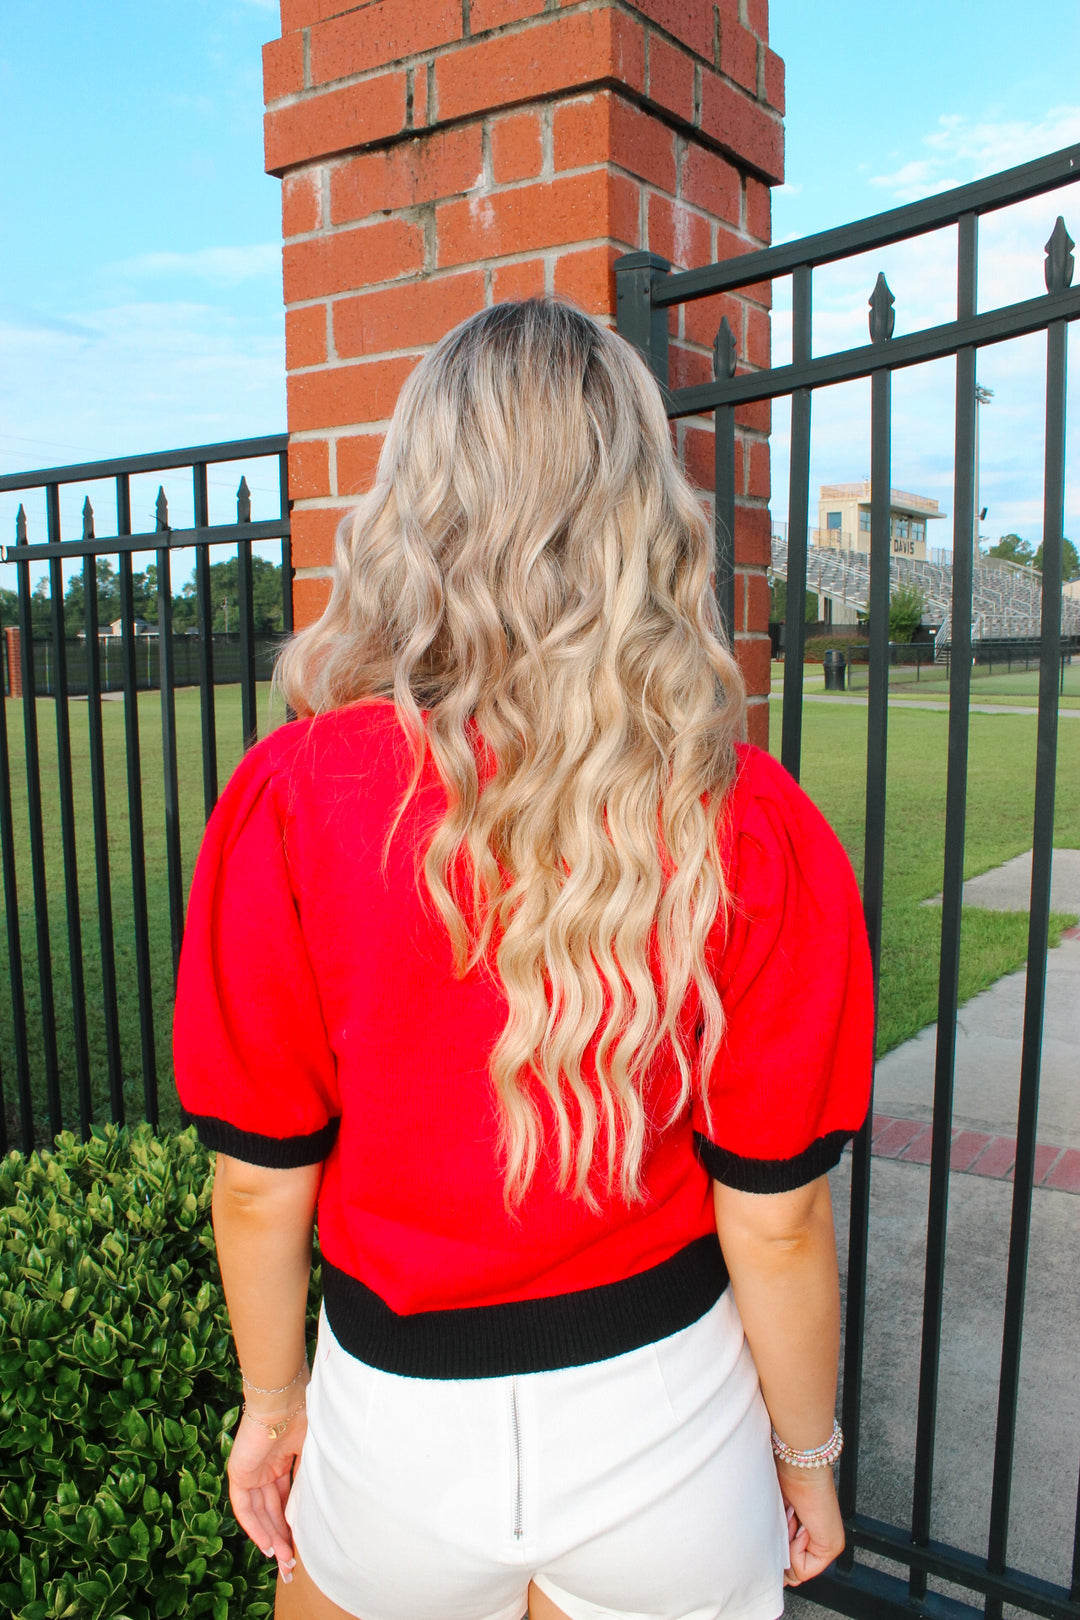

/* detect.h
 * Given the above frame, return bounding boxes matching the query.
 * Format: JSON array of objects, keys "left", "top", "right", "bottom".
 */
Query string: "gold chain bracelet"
[
  {"left": 242, "top": 1395, "right": 307, "bottom": 1441},
  {"left": 240, "top": 1360, "right": 309, "bottom": 1397}
]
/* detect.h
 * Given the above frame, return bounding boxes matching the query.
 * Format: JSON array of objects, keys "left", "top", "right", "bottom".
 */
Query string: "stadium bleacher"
[{"left": 769, "top": 536, "right": 1080, "bottom": 646}]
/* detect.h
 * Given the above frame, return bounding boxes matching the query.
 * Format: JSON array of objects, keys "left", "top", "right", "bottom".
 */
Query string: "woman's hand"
[
  {"left": 227, "top": 1405, "right": 308, "bottom": 1587},
  {"left": 777, "top": 1462, "right": 845, "bottom": 1586}
]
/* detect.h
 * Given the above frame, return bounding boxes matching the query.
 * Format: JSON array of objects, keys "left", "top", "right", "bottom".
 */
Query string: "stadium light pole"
[{"left": 974, "top": 384, "right": 994, "bottom": 553}]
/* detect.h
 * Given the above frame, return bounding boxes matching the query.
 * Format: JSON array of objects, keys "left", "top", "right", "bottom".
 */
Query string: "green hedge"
[
  {"left": 802, "top": 635, "right": 869, "bottom": 665},
  {"left": 0, "top": 1125, "right": 312, "bottom": 1620}
]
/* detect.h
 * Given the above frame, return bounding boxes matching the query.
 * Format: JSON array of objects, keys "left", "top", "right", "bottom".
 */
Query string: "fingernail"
[
  {"left": 265, "top": 1547, "right": 275, "bottom": 1558},
  {"left": 282, "top": 1572, "right": 293, "bottom": 1586},
  {"left": 285, "top": 1558, "right": 296, "bottom": 1569}
]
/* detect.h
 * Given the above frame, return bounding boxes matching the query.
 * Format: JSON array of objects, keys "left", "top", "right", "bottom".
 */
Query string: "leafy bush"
[
  {"left": 888, "top": 583, "right": 926, "bottom": 643},
  {"left": 0, "top": 1125, "right": 301, "bottom": 1620},
  {"left": 854, "top": 583, "right": 927, "bottom": 644}
]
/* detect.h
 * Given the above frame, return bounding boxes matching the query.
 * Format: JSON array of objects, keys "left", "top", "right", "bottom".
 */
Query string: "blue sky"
[
  {"left": 769, "top": 0, "right": 1080, "bottom": 553},
  {"left": 0, "top": 2, "right": 281, "bottom": 467},
  {"left": 1, "top": 0, "right": 1078, "bottom": 555},
  {"left": 773, "top": 0, "right": 1080, "bottom": 242}
]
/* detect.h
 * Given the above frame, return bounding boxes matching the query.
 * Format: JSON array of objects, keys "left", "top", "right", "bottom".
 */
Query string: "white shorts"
[{"left": 286, "top": 1289, "right": 788, "bottom": 1620}]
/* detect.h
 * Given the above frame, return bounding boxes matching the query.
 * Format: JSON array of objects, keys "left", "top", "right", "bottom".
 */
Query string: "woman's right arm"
[{"left": 712, "top": 1173, "right": 845, "bottom": 1586}]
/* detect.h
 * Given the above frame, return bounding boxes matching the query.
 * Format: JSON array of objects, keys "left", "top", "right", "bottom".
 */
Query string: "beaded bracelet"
[
  {"left": 240, "top": 1360, "right": 309, "bottom": 1397},
  {"left": 242, "top": 1396, "right": 307, "bottom": 1441},
  {"left": 771, "top": 1419, "right": 843, "bottom": 1469}
]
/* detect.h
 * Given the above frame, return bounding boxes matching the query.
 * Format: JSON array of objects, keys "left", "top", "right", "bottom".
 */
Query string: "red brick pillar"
[
  {"left": 5, "top": 627, "right": 21, "bottom": 699},
  {"left": 263, "top": 0, "right": 783, "bottom": 744}
]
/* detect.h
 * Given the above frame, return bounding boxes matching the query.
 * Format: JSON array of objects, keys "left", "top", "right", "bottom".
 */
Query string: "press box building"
[{"left": 816, "top": 481, "right": 946, "bottom": 560}]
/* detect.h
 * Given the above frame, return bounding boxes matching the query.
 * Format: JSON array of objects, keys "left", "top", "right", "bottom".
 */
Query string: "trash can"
[{"left": 823, "top": 648, "right": 846, "bottom": 692}]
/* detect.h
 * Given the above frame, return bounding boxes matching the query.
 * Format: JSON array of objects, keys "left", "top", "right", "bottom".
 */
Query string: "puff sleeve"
[
  {"left": 173, "top": 732, "right": 340, "bottom": 1167},
  {"left": 692, "top": 748, "right": 874, "bottom": 1193}
]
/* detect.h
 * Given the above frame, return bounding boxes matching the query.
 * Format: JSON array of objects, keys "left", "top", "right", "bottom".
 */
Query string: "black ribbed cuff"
[
  {"left": 322, "top": 1234, "right": 729, "bottom": 1379},
  {"left": 191, "top": 1113, "right": 340, "bottom": 1167},
  {"left": 693, "top": 1128, "right": 854, "bottom": 1192}
]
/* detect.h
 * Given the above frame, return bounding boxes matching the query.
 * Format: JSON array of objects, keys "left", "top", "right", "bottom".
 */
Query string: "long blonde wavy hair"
[{"left": 277, "top": 298, "right": 746, "bottom": 1205}]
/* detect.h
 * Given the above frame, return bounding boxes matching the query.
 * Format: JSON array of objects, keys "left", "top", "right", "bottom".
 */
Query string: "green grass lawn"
[
  {"left": 769, "top": 700, "right": 1080, "bottom": 1054},
  {"left": 1, "top": 683, "right": 1075, "bottom": 1147},
  {"left": 0, "top": 685, "right": 287, "bottom": 1146}
]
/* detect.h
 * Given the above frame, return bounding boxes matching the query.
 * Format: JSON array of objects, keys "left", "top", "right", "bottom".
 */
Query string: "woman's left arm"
[{"left": 212, "top": 1153, "right": 323, "bottom": 1586}]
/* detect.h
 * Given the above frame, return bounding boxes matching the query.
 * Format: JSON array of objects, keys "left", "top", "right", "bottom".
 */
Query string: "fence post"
[{"left": 614, "top": 251, "right": 672, "bottom": 391}]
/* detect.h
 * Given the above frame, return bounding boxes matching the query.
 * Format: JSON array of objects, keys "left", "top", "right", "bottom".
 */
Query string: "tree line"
[
  {"left": 983, "top": 533, "right": 1080, "bottom": 579},
  {"left": 0, "top": 556, "right": 287, "bottom": 638}
]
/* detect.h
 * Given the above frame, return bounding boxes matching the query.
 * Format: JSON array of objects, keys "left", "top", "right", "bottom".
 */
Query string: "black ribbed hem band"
[
  {"left": 191, "top": 1113, "right": 340, "bottom": 1167},
  {"left": 322, "top": 1234, "right": 729, "bottom": 1379},
  {"left": 693, "top": 1128, "right": 854, "bottom": 1192}
]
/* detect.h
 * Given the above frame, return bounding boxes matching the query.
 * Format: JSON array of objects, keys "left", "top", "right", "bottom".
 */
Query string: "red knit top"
[{"left": 173, "top": 702, "right": 873, "bottom": 1378}]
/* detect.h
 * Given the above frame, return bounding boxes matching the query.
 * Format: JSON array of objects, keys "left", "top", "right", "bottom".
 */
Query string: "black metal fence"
[
  {"left": 0, "top": 436, "right": 290, "bottom": 1151},
  {"left": 2, "top": 142, "right": 1077, "bottom": 1620},
  {"left": 959, "top": 636, "right": 1080, "bottom": 673},
  {"left": 843, "top": 639, "right": 1079, "bottom": 694},
  {"left": 3, "top": 631, "right": 285, "bottom": 697},
  {"left": 617, "top": 143, "right": 1079, "bottom": 1620}
]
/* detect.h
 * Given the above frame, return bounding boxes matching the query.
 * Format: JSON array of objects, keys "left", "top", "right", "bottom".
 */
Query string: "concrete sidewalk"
[
  {"left": 872, "top": 935, "right": 1080, "bottom": 1153},
  {"left": 783, "top": 1157, "right": 1080, "bottom": 1618},
  {"left": 923, "top": 847, "right": 1080, "bottom": 916},
  {"left": 783, "top": 848, "right": 1080, "bottom": 1616},
  {"left": 879, "top": 849, "right": 1080, "bottom": 1153}
]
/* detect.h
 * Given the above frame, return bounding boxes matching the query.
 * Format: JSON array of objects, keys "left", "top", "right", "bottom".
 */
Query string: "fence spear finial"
[
  {"left": 713, "top": 315, "right": 738, "bottom": 380},
  {"left": 237, "top": 476, "right": 251, "bottom": 525},
  {"left": 1045, "top": 216, "right": 1075, "bottom": 294},
  {"left": 15, "top": 504, "right": 27, "bottom": 544},
  {"left": 82, "top": 496, "right": 95, "bottom": 541},
  {"left": 869, "top": 273, "right": 895, "bottom": 344},
  {"left": 155, "top": 486, "right": 169, "bottom": 531}
]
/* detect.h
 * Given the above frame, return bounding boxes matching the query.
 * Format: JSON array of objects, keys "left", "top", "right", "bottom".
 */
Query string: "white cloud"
[
  {"left": 109, "top": 244, "right": 281, "bottom": 288},
  {"left": 871, "top": 106, "right": 1080, "bottom": 202},
  {"left": 0, "top": 298, "right": 285, "bottom": 582},
  {"left": 769, "top": 322, "right": 1080, "bottom": 555},
  {"left": 768, "top": 157, "right": 1080, "bottom": 552},
  {"left": 767, "top": 104, "right": 1080, "bottom": 554},
  {"left": 870, "top": 160, "right": 962, "bottom": 204}
]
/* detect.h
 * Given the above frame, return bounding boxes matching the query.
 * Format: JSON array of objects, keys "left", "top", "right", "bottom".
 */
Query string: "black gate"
[
  {"left": 616, "top": 145, "right": 1079, "bottom": 1620},
  {"left": 0, "top": 437, "right": 291, "bottom": 1151},
  {"left": 1, "top": 144, "right": 1077, "bottom": 1620}
]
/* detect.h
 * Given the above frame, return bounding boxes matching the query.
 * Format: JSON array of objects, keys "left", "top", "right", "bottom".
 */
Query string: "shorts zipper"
[{"left": 510, "top": 1375, "right": 523, "bottom": 1541}]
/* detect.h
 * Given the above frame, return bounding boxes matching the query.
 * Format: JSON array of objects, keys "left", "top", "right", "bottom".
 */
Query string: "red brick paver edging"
[{"left": 866, "top": 1115, "right": 1080, "bottom": 1194}]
